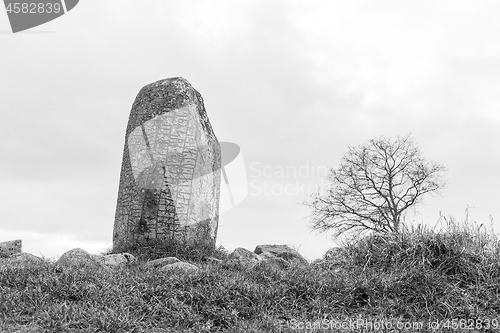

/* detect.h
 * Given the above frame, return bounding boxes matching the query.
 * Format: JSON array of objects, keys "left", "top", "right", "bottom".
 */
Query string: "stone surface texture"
[
  {"left": 158, "top": 261, "right": 199, "bottom": 273},
  {"left": 146, "top": 256, "right": 180, "bottom": 268},
  {"left": 222, "top": 245, "right": 309, "bottom": 270},
  {"left": 223, "top": 247, "right": 263, "bottom": 269},
  {"left": 0, "top": 239, "right": 22, "bottom": 258},
  {"left": 92, "top": 252, "right": 136, "bottom": 268},
  {"left": 56, "top": 248, "right": 107, "bottom": 271},
  {"left": 254, "top": 244, "right": 308, "bottom": 265},
  {"left": 0, "top": 252, "right": 45, "bottom": 269},
  {"left": 113, "top": 77, "right": 221, "bottom": 253},
  {"left": 258, "top": 251, "right": 290, "bottom": 269}
]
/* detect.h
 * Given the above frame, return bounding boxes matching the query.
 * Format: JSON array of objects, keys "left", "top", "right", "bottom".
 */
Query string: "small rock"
[
  {"left": 223, "top": 247, "right": 262, "bottom": 269},
  {"left": 146, "top": 257, "right": 180, "bottom": 269},
  {"left": 259, "top": 252, "right": 290, "bottom": 269},
  {"left": 56, "top": 248, "right": 107, "bottom": 271},
  {"left": 0, "top": 239, "right": 22, "bottom": 258},
  {"left": 93, "top": 252, "right": 136, "bottom": 268},
  {"left": 0, "top": 252, "right": 45, "bottom": 269},
  {"left": 159, "top": 261, "right": 199, "bottom": 273},
  {"left": 254, "top": 244, "right": 308, "bottom": 265}
]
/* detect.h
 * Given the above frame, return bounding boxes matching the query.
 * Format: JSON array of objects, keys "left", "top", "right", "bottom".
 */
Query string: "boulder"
[
  {"left": 113, "top": 77, "right": 221, "bottom": 252},
  {"left": 93, "top": 252, "right": 136, "bottom": 268},
  {"left": 145, "top": 256, "right": 180, "bottom": 269},
  {"left": 0, "top": 252, "right": 45, "bottom": 269},
  {"left": 223, "top": 247, "right": 262, "bottom": 269},
  {"left": 0, "top": 239, "right": 22, "bottom": 258},
  {"left": 56, "top": 248, "right": 107, "bottom": 271},
  {"left": 258, "top": 251, "right": 290, "bottom": 269},
  {"left": 254, "top": 244, "right": 308, "bottom": 265},
  {"left": 159, "top": 261, "right": 199, "bottom": 273}
]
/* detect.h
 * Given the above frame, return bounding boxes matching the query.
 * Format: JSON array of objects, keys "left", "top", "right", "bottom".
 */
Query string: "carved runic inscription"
[{"left": 113, "top": 77, "right": 221, "bottom": 252}]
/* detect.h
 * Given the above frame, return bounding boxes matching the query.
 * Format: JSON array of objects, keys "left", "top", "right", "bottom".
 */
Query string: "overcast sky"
[{"left": 1, "top": 1, "right": 499, "bottom": 261}]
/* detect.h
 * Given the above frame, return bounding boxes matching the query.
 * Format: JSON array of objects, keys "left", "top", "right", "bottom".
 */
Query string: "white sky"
[{"left": 1, "top": 1, "right": 499, "bottom": 261}]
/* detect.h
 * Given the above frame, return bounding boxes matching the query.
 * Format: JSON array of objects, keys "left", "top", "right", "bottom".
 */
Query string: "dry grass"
[{"left": 1, "top": 218, "right": 499, "bottom": 332}]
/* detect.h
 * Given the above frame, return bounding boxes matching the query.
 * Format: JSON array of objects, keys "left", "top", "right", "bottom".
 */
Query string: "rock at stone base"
[
  {"left": 254, "top": 244, "right": 308, "bottom": 265},
  {"left": 258, "top": 252, "right": 290, "bottom": 269},
  {"left": 0, "top": 252, "right": 45, "bottom": 270},
  {"left": 223, "top": 247, "right": 262, "bottom": 269},
  {"left": 223, "top": 246, "right": 310, "bottom": 270},
  {"left": 56, "top": 248, "right": 108, "bottom": 271},
  {"left": 145, "top": 257, "right": 180, "bottom": 269},
  {"left": 159, "top": 261, "right": 199, "bottom": 273},
  {"left": 0, "top": 243, "right": 309, "bottom": 276},
  {"left": 0, "top": 239, "right": 22, "bottom": 258},
  {"left": 93, "top": 253, "right": 136, "bottom": 268}
]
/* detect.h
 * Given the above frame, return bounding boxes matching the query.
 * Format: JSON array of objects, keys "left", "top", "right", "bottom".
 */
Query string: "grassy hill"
[{"left": 1, "top": 219, "right": 499, "bottom": 332}]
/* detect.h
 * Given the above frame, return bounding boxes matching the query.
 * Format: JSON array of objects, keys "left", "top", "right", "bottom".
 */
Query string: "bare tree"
[{"left": 307, "top": 134, "right": 446, "bottom": 237}]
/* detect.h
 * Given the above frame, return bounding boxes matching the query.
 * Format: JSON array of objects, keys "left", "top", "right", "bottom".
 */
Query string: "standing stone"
[{"left": 113, "top": 77, "right": 221, "bottom": 253}]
